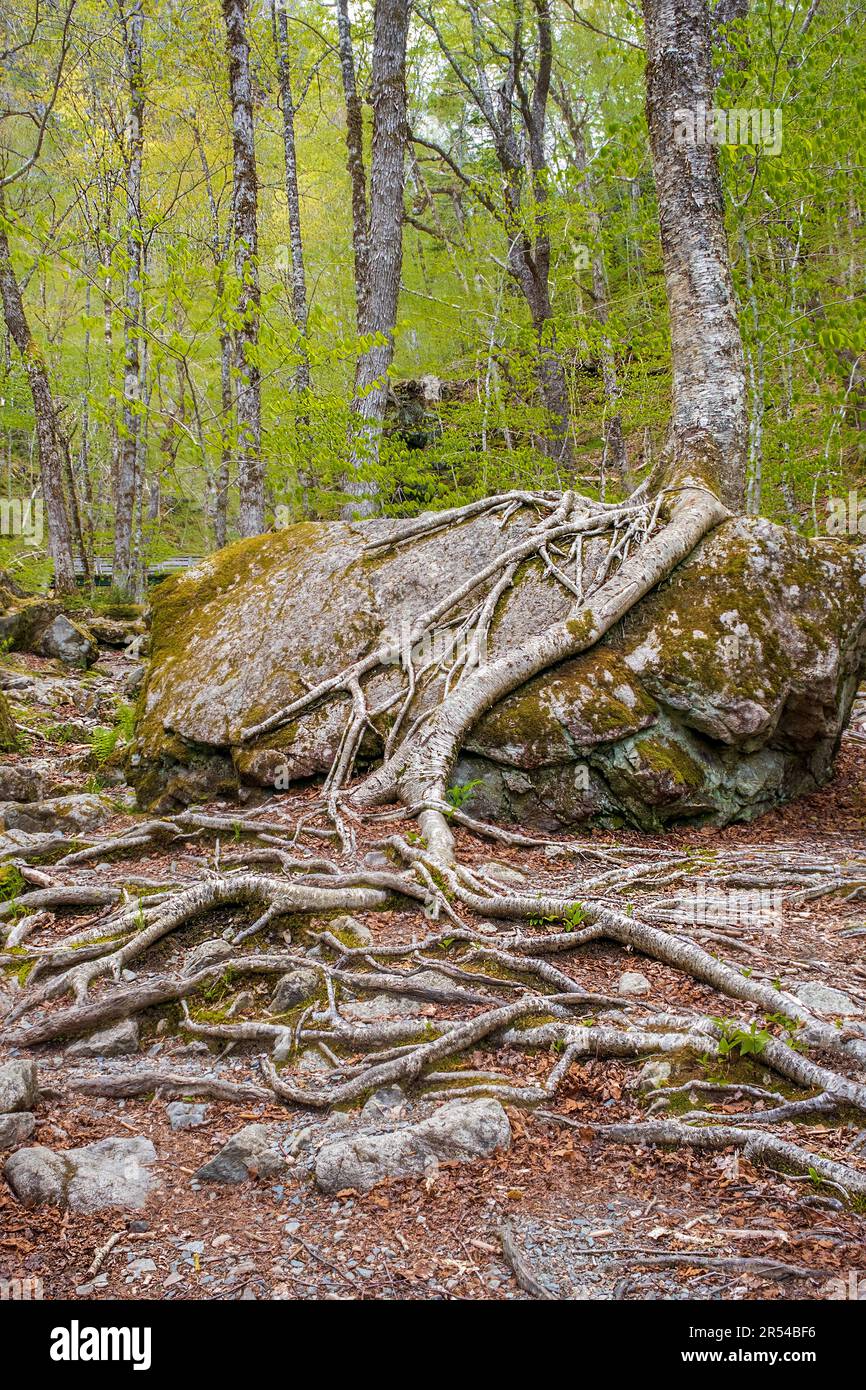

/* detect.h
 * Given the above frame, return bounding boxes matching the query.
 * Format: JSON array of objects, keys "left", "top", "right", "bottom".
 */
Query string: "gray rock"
[
  {"left": 361, "top": 850, "right": 393, "bottom": 871},
  {"left": 341, "top": 994, "right": 424, "bottom": 1021},
  {"left": 360, "top": 1086, "right": 408, "bottom": 1123},
  {"left": 0, "top": 1059, "right": 38, "bottom": 1113},
  {"left": 635, "top": 1059, "right": 671, "bottom": 1092},
  {"left": 131, "top": 513, "right": 866, "bottom": 831},
  {"left": 269, "top": 967, "right": 321, "bottom": 1013},
  {"left": 36, "top": 614, "right": 98, "bottom": 667},
  {"left": 796, "top": 982, "right": 859, "bottom": 1017},
  {"left": 618, "top": 971, "right": 652, "bottom": 996},
  {"left": 329, "top": 914, "right": 372, "bottom": 945},
  {"left": 66, "top": 1018, "right": 139, "bottom": 1058},
  {"left": 0, "top": 1111, "right": 35, "bottom": 1149},
  {"left": 196, "top": 1124, "right": 288, "bottom": 1184},
  {"left": 0, "top": 793, "right": 112, "bottom": 835},
  {"left": 0, "top": 766, "right": 41, "bottom": 803},
  {"left": 4, "top": 1136, "right": 158, "bottom": 1211},
  {"left": 165, "top": 1101, "right": 209, "bottom": 1130},
  {"left": 182, "top": 938, "right": 234, "bottom": 975},
  {"left": 315, "top": 1098, "right": 511, "bottom": 1193},
  {"left": 479, "top": 860, "right": 527, "bottom": 886}
]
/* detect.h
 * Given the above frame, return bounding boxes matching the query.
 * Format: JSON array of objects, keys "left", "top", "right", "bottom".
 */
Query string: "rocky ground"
[{"left": 1, "top": 636, "right": 866, "bottom": 1301}]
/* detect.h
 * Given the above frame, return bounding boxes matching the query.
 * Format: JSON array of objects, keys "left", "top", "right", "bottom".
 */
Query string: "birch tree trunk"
[
  {"left": 557, "top": 94, "right": 627, "bottom": 486},
  {"left": 343, "top": 0, "right": 410, "bottom": 514},
  {"left": 0, "top": 205, "right": 76, "bottom": 593},
  {"left": 192, "top": 120, "right": 233, "bottom": 548},
  {"left": 336, "top": 0, "right": 370, "bottom": 333},
  {"left": 112, "top": 0, "right": 145, "bottom": 597},
  {"left": 222, "top": 0, "right": 264, "bottom": 537},
  {"left": 273, "top": 1, "right": 310, "bottom": 395},
  {"left": 641, "top": 0, "right": 748, "bottom": 507}
]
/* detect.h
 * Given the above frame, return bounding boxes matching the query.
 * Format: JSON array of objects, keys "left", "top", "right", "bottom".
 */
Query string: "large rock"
[
  {"left": 314, "top": 1097, "right": 511, "bottom": 1193},
  {"left": 4, "top": 1136, "right": 158, "bottom": 1211},
  {"left": 0, "top": 587, "right": 97, "bottom": 667},
  {"left": 130, "top": 512, "right": 866, "bottom": 829},
  {"left": 0, "top": 793, "right": 114, "bottom": 835}
]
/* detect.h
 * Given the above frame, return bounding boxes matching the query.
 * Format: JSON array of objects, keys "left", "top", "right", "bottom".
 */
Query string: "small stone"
[
  {"left": 196, "top": 1124, "right": 288, "bottom": 1184},
  {"left": 361, "top": 850, "right": 392, "bottom": 871},
  {"left": 270, "top": 968, "right": 321, "bottom": 1013},
  {"left": 796, "top": 982, "right": 858, "bottom": 1016},
  {"left": 66, "top": 1018, "right": 139, "bottom": 1058},
  {"left": 360, "top": 1086, "right": 408, "bottom": 1123},
  {"left": 479, "top": 861, "right": 527, "bottom": 886},
  {"left": 0, "top": 1111, "right": 35, "bottom": 1149},
  {"left": 0, "top": 1059, "right": 38, "bottom": 1113},
  {"left": 183, "top": 938, "right": 234, "bottom": 975},
  {"left": 329, "top": 914, "right": 372, "bottom": 945},
  {"left": 341, "top": 994, "right": 424, "bottom": 1021},
  {"left": 634, "top": 1059, "right": 671, "bottom": 1092},
  {"left": 166, "top": 1101, "right": 209, "bottom": 1131},
  {"left": 617, "top": 971, "right": 652, "bottom": 996}
]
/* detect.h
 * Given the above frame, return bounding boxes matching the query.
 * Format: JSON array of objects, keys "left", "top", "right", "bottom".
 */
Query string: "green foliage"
[
  {"left": 90, "top": 702, "right": 137, "bottom": 764},
  {"left": 444, "top": 779, "right": 483, "bottom": 812},
  {"left": 713, "top": 1017, "right": 772, "bottom": 1059}
]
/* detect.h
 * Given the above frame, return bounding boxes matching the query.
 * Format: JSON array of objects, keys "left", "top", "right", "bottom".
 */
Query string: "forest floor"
[{"left": 1, "top": 641, "right": 865, "bottom": 1301}]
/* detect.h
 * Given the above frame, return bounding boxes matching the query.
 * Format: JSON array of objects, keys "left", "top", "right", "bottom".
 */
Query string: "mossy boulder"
[
  {"left": 130, "top": 511, "right": 866, "bottom": 830},
  {"left": 0, "top": 585, "right": 97, "bottom": 667}
]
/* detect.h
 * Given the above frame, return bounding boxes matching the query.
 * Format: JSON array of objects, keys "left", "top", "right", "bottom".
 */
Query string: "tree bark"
[
  {"left": 273, "top": 1, "right": 310, "bottom": 393},
  {"left": 0, "top": 204, "right": 76, "bottom": 593},
  {"left": 336, "top": 0, "right": 370, "bottom": 332},
  {"left": 112, "top": 0, "right": 145, "bottom": 598},
  {"left": 557, "top": 90, "right": 627, "bottom": 487},
  {"left": 641, "top": 0, "right": 748, "bottom": 508},
  {"left": 192, "top": 119, "right": 233, "bottom": 548},
  {"left": 343, "top": 0, "right": 410, "bottom": 513},
  {"left": 222, "top": 0, "right": 264, "bottom": 537}
]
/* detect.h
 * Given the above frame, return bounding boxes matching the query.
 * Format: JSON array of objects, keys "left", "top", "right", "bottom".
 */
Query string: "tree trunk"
[
  {"left": 192, "top": 120, "right": 233, "bottom": 548},
  {"left": 558, "top": 97, "right": 627, "bottom": 487},
  {"left": 336, "top": 0, "right": 370, "bottom": 332},
  {"left": 343, "top": 0, "right": 410, "bottom": 514},
  {"left": 222, "top": 0, "right": 264, "bottom": 537},
  {"left": 112, "top": 1, "right": 145, "bottom": 598},
  {"left": 641, "top": 0, "right": 748, "bottom": 508},
  {"left": 0, "top": 206, "right": 76, "bottom": 593},
  {"left": 273, "top": 1, "right": 310, "bottom": 392}
]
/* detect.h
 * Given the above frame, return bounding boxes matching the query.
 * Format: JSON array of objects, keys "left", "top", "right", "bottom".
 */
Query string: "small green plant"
[
  {"left": 713, "top": 1017, "right": 771, "bottom": 1058},
  {"left": 562, "top": 902, "right": 586, "bottom": 932},
  {"left": 444, "top": 778, "right": 483, "bottom": 812},
  {"left": 90, "top": 701, "right": 136, "bottom": 764}
]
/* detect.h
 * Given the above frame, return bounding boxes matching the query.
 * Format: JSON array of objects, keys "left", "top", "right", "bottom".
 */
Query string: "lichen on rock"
[{"left": 130, "top": 509, "right": 866, "bottom": 831}]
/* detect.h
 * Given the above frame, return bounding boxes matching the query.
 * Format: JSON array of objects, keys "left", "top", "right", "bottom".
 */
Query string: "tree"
[
  {"left": 0, "top": 203, "right": 76, "bottom": 592},
  {"left": 342, "top": 0, "right": 411, "bottom": 513},
  {"left": 416, "top": 0, "right": 575, "bottom": 471},
  {"left": 222, "top": 0, "right": 264, "bottom": 536},
  {"left": 112, "top": 0, "right": 145, "bottom": 597},
  {"left": 641, "top": 0, "right": 748, "bottom": 509}
]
